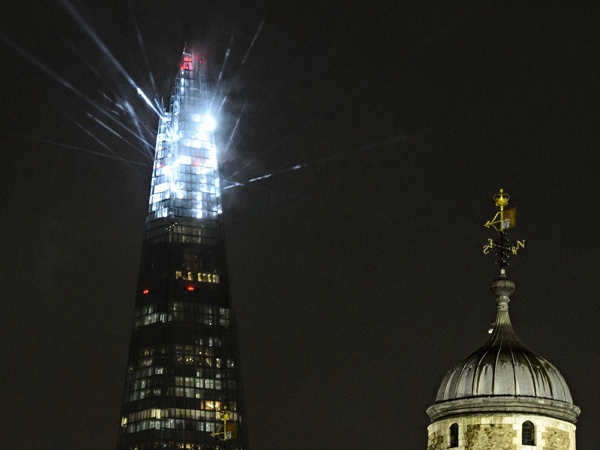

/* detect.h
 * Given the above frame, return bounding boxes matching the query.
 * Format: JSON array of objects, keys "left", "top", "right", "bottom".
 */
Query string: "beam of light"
[
  {"left": 70, "top": 118, "right": 151, "bottom": 175},
  {"left": 31, "top": 136, "right": 151, "bottom": 167},
  {"left": 1, "top": 34, "right": 156, "bottom": 162},
  {"left": 125, "top": 0, "right": 157, "bottom": 94},
  {"left": 226, "top": 62, "right": 561, "bottom": 193},
  {"left": 223, "top": 180, "right": 245, "bottom": 189},
  {"left": 86, "top": 112, "right": 126, "bottom": 140},
  {"left": 137, "top": 87, "right": 155, "bottom": 111},
  {"left": 240, "top": 20, "right": 264, "bottom": 66},
  {"left": 71, "top": 118, "right": 114, "bottom": 152},
  {"left": 217, "top": 93, "right": 228, "bottom": 115},
  {"left": 224, "top": 58, "right": 326, "bottom": 181},
  {"left": 68, "top": 40, "right": 103, "bottom": 81},
  {"left": 85, "top": 112, "right": 153, "bottom": 161},
  {"left": 247, "top": 173, "right": 272, "bottom": 183},
  {"left": 208, "top": 41, "right": 234, "bottom": 114},
  {"left": 227, "top": 0, "right": 418, "bottom": 181},
  {"left": 0, "top": 34, "right": 80, "bottom": 96},
  {"left": 89, "top": 88, "right": 156, "bottom": 157},
  {"left": 92, "top": 93, "right": 155, "bottom": 157},
  {"left": 120, "top": 100, "right": 156, "bottom": 152},
  {"left": 135, "top": 87, "right": 162, "bottom": 118},
  {"left": 215, "top": 37, "right": 233, "bottom": 90},
  {"left": 226, "top": 63, "right": 375, "bottom": 182},
  {"left": 227, "top": 3, "right": 491, "bottom": 184},
  {"left": 216, "top": 82, "right": 236, "bottom": 115},
  {"left": 98, "top": 100, "right": 155, "bottom": 159},
  {"left": 224, "top": 131, "right": 410, "bottom": 191},
  {"left": 224, "top": 103, "right": 246, "bottom": 154},
  {"left": 58, "top": 0, "right": 134, "bottom": 86},
  {"left": 58, "top": 0, "right": 163, "bottom": 119}
]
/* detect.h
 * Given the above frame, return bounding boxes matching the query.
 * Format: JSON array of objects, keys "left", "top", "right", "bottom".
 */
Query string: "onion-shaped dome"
[{"left": 427, "top": 274, "right": 580, "bottom": 423}]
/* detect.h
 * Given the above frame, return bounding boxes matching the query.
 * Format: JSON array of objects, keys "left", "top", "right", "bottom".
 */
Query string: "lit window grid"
[
  {"left": 122, "top": 356, "right": 243, "bottom": 434},
  {"left": 122, "top": 348, "right": 244, "bottom": 433},
  {"left": 120, "top": 405, "right": 242, "bottom": 436},
  {"left": 148, "top": 82, "right": 221, "bottom": 223},
  {"left": 174, "top": 271, "right": 220, "bottom": 283},
  {"left": 131, "top": 409, "right": 235, "bottom": 424},
  {"left": 123, "top": 406, "right": 240, "bottom": 426},
  {"left": 144, "top": 224, "right": 221, "bottom": 241},
  {"left": 135, "top": 303, "right": 231, "bottom": 318},
  {"left": 133, "top": 303, "right": 231, "bottom": 329}
]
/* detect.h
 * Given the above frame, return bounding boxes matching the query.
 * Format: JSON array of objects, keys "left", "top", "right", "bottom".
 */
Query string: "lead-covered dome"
[{"left": 427, "top": 274, "right": 580, "bottom": 423}]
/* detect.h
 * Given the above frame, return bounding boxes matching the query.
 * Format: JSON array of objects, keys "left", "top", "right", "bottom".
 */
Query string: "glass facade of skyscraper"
[{"left": 117, "top": 50, "right": 248, "bottom": 450}]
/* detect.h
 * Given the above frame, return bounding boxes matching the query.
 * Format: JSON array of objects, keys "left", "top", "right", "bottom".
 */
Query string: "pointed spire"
[
  {"left": 486, "top": 273, "right": 525, "bottom": 349},
  {"left": 483, "top": 190, "right": 526, "bottom": 346}
]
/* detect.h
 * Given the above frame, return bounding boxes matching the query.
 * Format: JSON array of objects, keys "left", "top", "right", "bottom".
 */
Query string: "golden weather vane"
[
  {"left": 210, "top": 407, "right": 237, "bottom": 449},
  {"left": 484, "top": 189, "right": 516, "bottom": 232},
  {"left": 482, "top": 189, "right": 525, "bottom": 270}
]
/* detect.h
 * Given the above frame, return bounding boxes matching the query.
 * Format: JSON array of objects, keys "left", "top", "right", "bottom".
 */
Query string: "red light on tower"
[
  {"left": 180, "top": 55, "right": 193, "bottom": 71},
  {"left": 186, "top": 286, "right": 195, "bottom": 291},
  {"left": 142, "top": 289, "right": 150, "bottom": 294}
]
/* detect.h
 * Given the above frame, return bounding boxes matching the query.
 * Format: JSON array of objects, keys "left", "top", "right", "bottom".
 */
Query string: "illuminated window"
[
  {"left": 522, "top": 421, "right": 535, "bottom": 445},
  {"left": 197, "top": 272, "right": 220, "bottom": 283},
  {"left": 175, "top": 271, "right": 182, "bottom": 279},
  {"left": 449, "top": 423, "right": 458, "bottom": 447},
  {"left": 205, "top": 401, "right": 221, "bottom": 410}
]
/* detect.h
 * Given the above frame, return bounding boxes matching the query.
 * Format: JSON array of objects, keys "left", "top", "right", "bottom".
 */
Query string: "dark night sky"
[{"left": 1, "top": 1, "right": 600, "bottom": 449}]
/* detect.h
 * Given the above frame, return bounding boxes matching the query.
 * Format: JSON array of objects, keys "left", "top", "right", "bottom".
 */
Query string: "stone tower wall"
[{"left": 427, "top": 414, "right": 576, "bottom": 450}]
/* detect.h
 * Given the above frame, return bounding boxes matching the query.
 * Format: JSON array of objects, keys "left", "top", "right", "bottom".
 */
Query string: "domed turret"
[
  {"left": 428, "top": 274, "right": 579, "bottom": 423},
  {"left": 425, "top": 189, "right": 579, "bottom": 450}
]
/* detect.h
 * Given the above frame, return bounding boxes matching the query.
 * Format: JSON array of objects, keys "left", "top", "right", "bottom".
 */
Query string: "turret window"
[
  {"left": 522, "top": 421, "right": 535, "bottom": 445},
  {"left": 449, "top": 423, "right": 459, "bottom": 447}
]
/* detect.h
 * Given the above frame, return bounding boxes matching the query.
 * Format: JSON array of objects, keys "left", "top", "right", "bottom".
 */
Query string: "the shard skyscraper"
[{"left": 116, "top": 49, "right": 249, "bottom": 450}]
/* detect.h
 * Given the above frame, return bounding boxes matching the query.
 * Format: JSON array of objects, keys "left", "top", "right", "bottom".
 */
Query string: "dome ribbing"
[{"left": 427, "top": 274, "right": 580, "bottom": 423}]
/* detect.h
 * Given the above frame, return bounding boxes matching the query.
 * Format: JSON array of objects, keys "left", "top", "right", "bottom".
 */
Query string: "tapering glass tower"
[{"left": 117, "top": 49, "right": 249, "bottom": 450}]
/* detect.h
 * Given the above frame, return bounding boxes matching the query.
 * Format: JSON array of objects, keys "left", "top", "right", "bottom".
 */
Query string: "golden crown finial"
[{"left": 493, "top": 188, "right": 510, "bottom": 208}]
